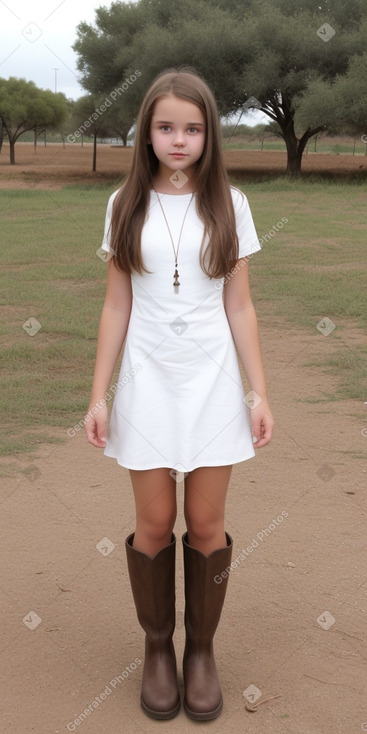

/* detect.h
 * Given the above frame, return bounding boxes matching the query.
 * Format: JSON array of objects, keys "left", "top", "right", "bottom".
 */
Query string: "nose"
[{"left": 173, "top": 129, "right": 185, "bottom": 146}]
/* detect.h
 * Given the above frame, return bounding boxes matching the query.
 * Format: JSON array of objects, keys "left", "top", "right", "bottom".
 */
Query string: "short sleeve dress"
[{"left": 100, "top": 186, "right": 261, "bottom": 472}]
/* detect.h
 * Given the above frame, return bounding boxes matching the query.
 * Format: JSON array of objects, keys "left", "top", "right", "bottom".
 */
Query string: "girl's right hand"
[{"left": 85, "top": 403, "right": 108, "bottom": 448}]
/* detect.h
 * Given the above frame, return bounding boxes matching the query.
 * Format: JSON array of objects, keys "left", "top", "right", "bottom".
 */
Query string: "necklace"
[{"left": 153, "top": 190, "right": 194, "bottom": 293}]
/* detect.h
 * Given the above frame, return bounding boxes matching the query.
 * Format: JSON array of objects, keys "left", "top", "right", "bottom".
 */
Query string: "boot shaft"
[
  {"left": 182, "top": 533, "right": 233, "bottom": 644},
  {"left": 125, "top": 533, "right": 176, "bottom": 641}
]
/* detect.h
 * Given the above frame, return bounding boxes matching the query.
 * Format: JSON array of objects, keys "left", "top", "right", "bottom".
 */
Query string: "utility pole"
[{"left": 53, "top": 68, "right": 59, "bottom": 94}]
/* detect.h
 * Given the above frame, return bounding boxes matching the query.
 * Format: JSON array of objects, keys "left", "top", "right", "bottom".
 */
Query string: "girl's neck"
[{"left": 152, "top": 164, "right": 197, "bottom": 195}]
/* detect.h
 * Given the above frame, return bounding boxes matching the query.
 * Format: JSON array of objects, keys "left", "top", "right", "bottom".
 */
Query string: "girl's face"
[{"left": 149, "top": 94, "right": 206, "bottom": 182}]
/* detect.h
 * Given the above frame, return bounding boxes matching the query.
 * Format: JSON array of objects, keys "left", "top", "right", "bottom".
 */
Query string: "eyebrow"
[{"left": 154, "top": 120, "right": 205, "bottom": 126}]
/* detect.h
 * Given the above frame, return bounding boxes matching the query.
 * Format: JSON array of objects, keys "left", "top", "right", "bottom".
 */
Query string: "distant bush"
[{"left": 220, "top": 123, "right": 269, "bottom": 139}]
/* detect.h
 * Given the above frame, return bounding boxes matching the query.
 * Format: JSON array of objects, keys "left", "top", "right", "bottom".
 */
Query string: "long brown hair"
[{"left": 110, "top": 67, "right": 239, "bottom": 277}]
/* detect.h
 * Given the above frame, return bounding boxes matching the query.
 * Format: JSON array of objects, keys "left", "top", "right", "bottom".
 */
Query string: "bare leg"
[
  {"left": 129, "top": 467, "right": 177, "bottom": 556},
  {"left": 184, "top": 465, "right": 232, "bottom": 555}
]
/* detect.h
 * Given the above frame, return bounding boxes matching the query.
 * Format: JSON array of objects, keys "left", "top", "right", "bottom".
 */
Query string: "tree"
[
  {"left": 72, "top": 0, "right": 367, "bottom": 175},
  {"left": 0, "top": 77, "right": 68, "bottom": 164},
  {"left": 104, "top": 98, "right": 134, "bottom": 146},
  {"left": 69, "top": 94, "right": 115, "bottom": 171},
  {"left": 235, "top": 0, "right": 367, "bottom": 174},
  {"left": 57, "top": 98, "right": 77, "bottom": 147},
  {"left": 291, "top": 51, "right": 367, "bottom": 142},
  {"left": 73, "top": 0, "right": 247, "bottom": 121},
  {"left": 73, "top": 0, "right": 146, "bottom": 136}
]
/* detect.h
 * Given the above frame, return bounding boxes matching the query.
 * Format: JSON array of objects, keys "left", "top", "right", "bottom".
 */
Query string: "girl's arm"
[
  {"left": 223, "top": 259, "right": 274, "bottom": 448},
  {"left": 85, "top": 259, "right": 132, "bottom": 448}
]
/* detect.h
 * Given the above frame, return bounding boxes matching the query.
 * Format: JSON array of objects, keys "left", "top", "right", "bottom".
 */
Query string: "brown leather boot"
[
  {"left": 182, "top": 531, "right": 233, "bottom": 720},
  {"left": 125, "top": 533, "right": 180, "bottom": 720}
]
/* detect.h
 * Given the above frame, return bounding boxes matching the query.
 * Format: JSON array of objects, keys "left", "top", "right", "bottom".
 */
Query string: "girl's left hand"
[{"left": 250, "top": 400, "right": 274, "bottom": 449}]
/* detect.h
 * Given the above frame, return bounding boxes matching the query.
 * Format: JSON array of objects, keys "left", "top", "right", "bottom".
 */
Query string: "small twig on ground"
[{"left": 245, "top": 694, "right": 282, "bottom": 712}]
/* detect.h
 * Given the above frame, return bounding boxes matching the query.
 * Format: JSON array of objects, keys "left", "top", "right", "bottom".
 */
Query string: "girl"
[{"left": 85, "top": 68, "right": 274, "bottom": 722}]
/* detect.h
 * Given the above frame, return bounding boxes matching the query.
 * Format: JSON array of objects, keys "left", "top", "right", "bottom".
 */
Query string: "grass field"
[
  {"left": 1, "top": 177, "right": 366, "bottom": 457},
  {"left": 223, "top": 139, "right": 367, "bottom": 156}
]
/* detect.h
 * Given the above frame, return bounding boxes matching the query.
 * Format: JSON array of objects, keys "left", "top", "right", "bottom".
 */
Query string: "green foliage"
[
  {"left": 276, "top": 0, "right": 365, "bottom": 28},
  {"left": 70, "top": 94, "right": 112, "bottom": 135},
  {"left": 73, "top": 0, "right": 248, "bottom": 113},
  {"left": 74, "top": 2, "right": 146, "bottom": 96},
  {"left": 0, "top": 77, "right": 67, "bottom": 132},
  {"left": 333, "top": 53, "right": 367, "bottom": 133},
  {"left": 221, "top": 123, "right": 269, "bottom": 138},
  {"left": 293, "top": 79, "right": 338, "bottom": 133},
  {"left": 0, "top": 77, "right": 68, "bottom": 163}
]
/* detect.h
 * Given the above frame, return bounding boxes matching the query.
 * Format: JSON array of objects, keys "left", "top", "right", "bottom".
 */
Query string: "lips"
[{"left": 170, "top": 153, "right": 187, "bottom": 157}]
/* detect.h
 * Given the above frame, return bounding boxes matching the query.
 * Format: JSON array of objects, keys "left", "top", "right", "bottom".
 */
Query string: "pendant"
[{"left": 173, "top": 268, "right": 180, "bottom": 290}]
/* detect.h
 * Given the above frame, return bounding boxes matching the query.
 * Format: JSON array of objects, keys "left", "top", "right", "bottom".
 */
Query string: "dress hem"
[{"left": 103, "top": 451, "right": 256, "bottom": 471}]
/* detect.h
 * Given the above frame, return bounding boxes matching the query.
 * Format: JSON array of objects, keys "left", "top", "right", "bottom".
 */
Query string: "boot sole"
[
  {"left": 141, "top": 696, "right": 181, "bottom": 720},
  {"left": 183, "top": 698, "right": 223, "bottom": 721}
]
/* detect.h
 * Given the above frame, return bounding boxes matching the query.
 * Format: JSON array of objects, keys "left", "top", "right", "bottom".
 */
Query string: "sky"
[
  {"left": 0, "top": 0, "right": 108, "bottom": 99},
  {"left": 0, "top": 0, "right": 267, "bottom": 124}
]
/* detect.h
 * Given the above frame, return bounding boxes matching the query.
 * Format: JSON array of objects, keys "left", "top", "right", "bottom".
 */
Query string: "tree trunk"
[
  {"left": 284, "top": 126, "right": 325, "bottom": 176},
  {"left": 9, "top": 139, "right": 15, "bottom": 164},
  {"left": 284, "top": 129, "right": 302, "bottom": 176},
  {"left": 263, "top": 94, "right": 326, "bottom": 177},
  {"left": 92, "top": 132, "right": 97, "bottom": 171},
  {"left": 122, "top": 124, "right": 132, "bottom": 146},
  {"left": 281, "top": 112, "right": 306, "bottom": 176},
  {"left": 112, "top": 126, "right": 130, "bottom": 146}
]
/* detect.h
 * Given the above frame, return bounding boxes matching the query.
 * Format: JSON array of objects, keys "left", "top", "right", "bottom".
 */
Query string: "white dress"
[{"left": 101, "top": 186, "right": 261, "bottom": 472}]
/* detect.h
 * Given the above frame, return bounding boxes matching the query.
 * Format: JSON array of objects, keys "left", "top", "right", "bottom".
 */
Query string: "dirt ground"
[
  {"left": 1, "top": 149, "right": 367, "bottom": 733},
  {"left": 1, "top": 141, "right": 366, "bottom": 188}
]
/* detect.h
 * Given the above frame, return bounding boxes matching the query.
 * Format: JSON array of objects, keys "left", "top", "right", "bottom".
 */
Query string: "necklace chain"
[{"left": 153, "top": 189, "right": 194, "bottom": 291}]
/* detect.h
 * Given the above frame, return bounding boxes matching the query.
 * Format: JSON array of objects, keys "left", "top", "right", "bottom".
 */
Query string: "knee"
[
  {"left": 184, "top": 509, "right": 223, "bottom": 545},
  {"left": 137, "top": 506, "right": 177, "bottom": 543}
]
